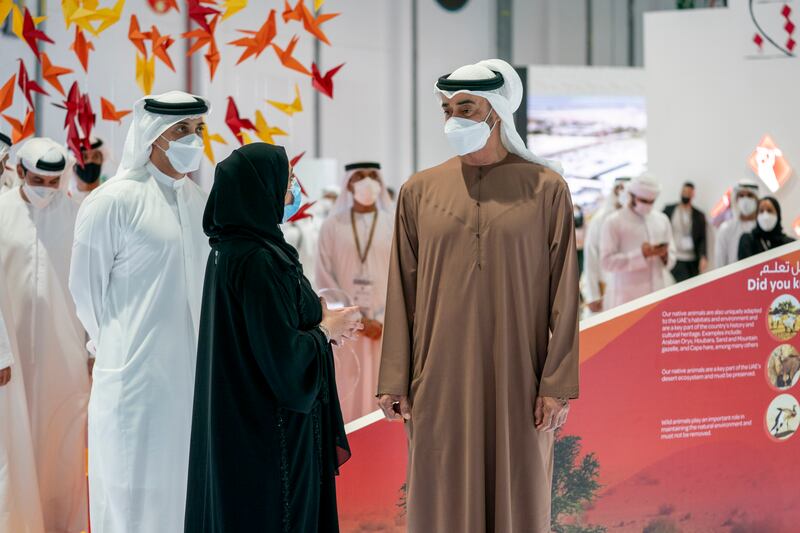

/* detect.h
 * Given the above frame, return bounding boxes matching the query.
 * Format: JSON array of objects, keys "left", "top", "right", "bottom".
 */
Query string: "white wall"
[{"left": 645, "top": 1, "right": 800, "bottom": 231}]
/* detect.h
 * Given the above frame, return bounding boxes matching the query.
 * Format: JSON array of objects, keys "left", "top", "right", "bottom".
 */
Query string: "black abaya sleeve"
[
  {"left": 737, "top": 233, "right": 758, "bottom": 260},
  {"left": 238, "top": 249, "right": 327, "bottom": 415}
]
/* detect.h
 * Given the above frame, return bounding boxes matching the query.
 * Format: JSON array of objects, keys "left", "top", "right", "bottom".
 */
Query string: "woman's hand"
[{"left": 320, "top": 299, "right": 363, "bottom": 345}]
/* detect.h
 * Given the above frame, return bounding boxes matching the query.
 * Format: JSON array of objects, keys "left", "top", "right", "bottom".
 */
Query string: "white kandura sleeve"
[
  {"left": 0, "top": 306, "right": 13, "bottom": 369},
  {"left": 314, "top": 219, "right": 342, "bottom": 292},
  {"left": 69, "top": 194, "right": 123, "bottom": 356},
  {"left": 581, "top": 216, "right": 604, "bottom": 303},
  {"left": 600, "top": 217, "right": 648, "bottom": 273}
]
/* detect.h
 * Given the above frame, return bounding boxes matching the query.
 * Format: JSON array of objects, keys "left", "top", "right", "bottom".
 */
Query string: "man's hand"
[
  {"left": 0, "top": 366, "right": 10, "bottom": 387},
  {"left": 378, "top": 394, "right": 412, "bottom": 421},
  {"left": 360, "top": 318, "right": 383, "bottom": 340},
  {"left": 535, "top": 396, "right": 570, "bottom": 432},
  {"left": 87, "top": 358, "right": 95, "bottom": 377},
  {"left": 699, "top": 256, "right": 709, "bottom": 274},
  {"left": 587, "top": 300, "right": 603, "bottom": 313}
]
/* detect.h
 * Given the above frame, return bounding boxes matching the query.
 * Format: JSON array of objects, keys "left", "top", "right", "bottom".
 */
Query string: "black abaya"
[{"left": 185, "top": 143, "right": 350, "bottom": 533}]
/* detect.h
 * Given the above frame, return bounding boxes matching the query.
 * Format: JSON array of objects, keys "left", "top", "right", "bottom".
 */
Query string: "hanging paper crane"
[
  {"left": 202, "top": 126, "right": 228, "bottom": 164},
  {"left": 228, "top": 9, "right": 277, "bottom": 65},
  {"left": 311, "top": 62, "right": 344, "bottom": 99},
  {"left": 225, "top": 96, "right": 256, "bottom": 145},
  {"left": 17, "top": 59, "right": 49, "bottom": 109},
  {"left": 272, "top": 35, "right": 311, "bottom": 76},
  {"left": 253, "top": 110, "right": 287, "bottom": 145},
  {"left": 3, "top": 110, "right": 36, "bottom": 143},
  {"left": 267, "top": 84, "right": 303, "bottom": 117},
  {"left": 70, "top": 26, "right": 95, "bottom": 72},
  {"left": 100, "top": 97, "right": 132, "bottom": 123},
  {"left": 0, "top": 75, "right": 16, "bottom": 115},
  {"left": 41, "top": 53, "right": 73, "bottom": 96},
  {"left": 183, "top": 14, "right": 221, "bottom": 79}
]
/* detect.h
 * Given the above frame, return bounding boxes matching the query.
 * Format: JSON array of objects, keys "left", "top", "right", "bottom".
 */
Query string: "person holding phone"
[{"left": 600, "top": 174, "right": 676, "bottom": 310}]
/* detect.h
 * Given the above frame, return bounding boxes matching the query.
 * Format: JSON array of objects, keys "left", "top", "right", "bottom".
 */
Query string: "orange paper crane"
[
  {"left": 128, "top": 15, "right": 151, "bottom": 56},
  {"left": 41, "top": 53, "right": 74, "bottom": 96},
  {"left": 228, "top": 9, "right": 277, "bottom": 65},
  {"left": 3, "top": 110, "right": 36, "bottom": 143},
  {"left": 0, "top": 75, "right": 15, "bottom": 115},
  {"left": 21, "top": 6, "right": 55, "bottom": 59},
  {"left": 70, "top": 26, "right": 95, "bottom": 72},
  {"left": 100, "top": 97, "right": 131, "bottom": 123},
  {"left": 183, "top": 15, "right": 220, "bottom": 80},
  {"left": 282, "top": 0, "right": 339, "bottom": 45},
  {"left": 150, "top": 24, "right": 176, "bottom": 71},
  {"left": 311, "top": 62, "right": 344, "bottom": 99},
  {"left": 272, "top": 35, "right": 311, "bottom": 76}
]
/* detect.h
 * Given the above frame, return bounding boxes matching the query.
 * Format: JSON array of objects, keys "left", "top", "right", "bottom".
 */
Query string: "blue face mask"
[{"left": 283, "top": 179, "right": 302, "bottom": 223}]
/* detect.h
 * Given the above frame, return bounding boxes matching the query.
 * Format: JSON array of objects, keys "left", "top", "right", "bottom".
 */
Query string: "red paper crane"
[
  {"left": 41, "top": 53, "right": 73, "bottom": 96},
  {"left": 128, "top": 15, "right": 151, "bottom": 56},
  {"left": 286, "top": 201, "right": 316, "bottom": 223},
  {"left": 21, "top": 7, "right": 54, "bottom": 59},
  {"left": 150, "top": 24, "right": 176, "bottom": 71},
  {"left": 225, "top": 96, "right": 256, "bottom": 145},
  {"left": 187, "top": 0, "right": 221, "bottom": 33},
  {"left": 229, "top": 9, "right": 277, "bottom": 65},
  {"left": 3, "top": 110, "right": 36, "bottom": 143},
  {"left": 272, "top": 35, "right": 311, "bottom": 76},
  {"left": 100, "top": 97, "right": 131, "bottom": 123},
  {"left": 0, "top": 75, "right": 15, "bottom": 115},
  {"left": 290, "top": 151, "right": 306, "bottom": 168},
  {"left": 56, "top": 82, "right": 96, "bottom": 166},
  {"left": 17, "top": 59, "right": 49, "bottom": 109},
  {"left": 70, "top": 26, "right": 95, "bottom": 72},
  {"left": 311, "top": 62, "right": 344, "bottom": 99}
]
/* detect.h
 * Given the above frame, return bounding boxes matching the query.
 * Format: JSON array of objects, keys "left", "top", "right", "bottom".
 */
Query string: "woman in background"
[{"left": 738, "top": 196, "right": 794, "bottom": 260}]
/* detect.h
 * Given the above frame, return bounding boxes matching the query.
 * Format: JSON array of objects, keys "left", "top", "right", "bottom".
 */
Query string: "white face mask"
[
  {"left": 737, "top": 196, "right": 757, "bottom": 217},
  {"left": 633, "top": 199, "right": 654, "bottom": 216},
  {"left": 757, "top": 212, "right": 778, "bottom": 232},
  {"left": 23, "top": 183, "right": 59, "bottom": 209},
  {"left": 158, "top": 133, "right": 204, "bottom": 174},
  {"left": 444, "top": 109, "right": 497, "bottom": 156},
  {"left": 353, "top": 177, "right": 381, "bottom": 206}
]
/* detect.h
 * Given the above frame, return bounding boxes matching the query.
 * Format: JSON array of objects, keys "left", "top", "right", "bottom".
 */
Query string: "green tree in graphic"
[{"left": 551, "top": 432, "right": 606, "bottom": 533}]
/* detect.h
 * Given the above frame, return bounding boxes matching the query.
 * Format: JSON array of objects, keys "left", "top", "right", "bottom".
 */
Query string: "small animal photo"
[
  {"left": 766, "top": 394, "right": 800, "bottom": 441},
  {"left": 767, "top": 294, "right": 800, "bottom": 342},
  {"left": 766, "top": 344, "right": 800, "bottom": 390}
]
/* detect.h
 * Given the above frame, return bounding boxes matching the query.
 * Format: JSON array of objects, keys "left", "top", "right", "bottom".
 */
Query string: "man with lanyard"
[
  {"left": 69, "top": 91, "right": 211, "bottom": 533},
  {"left": 316, "top": 161, "right": 393, "bottom": 423}
]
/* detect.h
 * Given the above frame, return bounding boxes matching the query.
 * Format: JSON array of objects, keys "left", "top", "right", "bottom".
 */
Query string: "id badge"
[{"left": 352, "top": 276, "right": 374, "bottom": 313}]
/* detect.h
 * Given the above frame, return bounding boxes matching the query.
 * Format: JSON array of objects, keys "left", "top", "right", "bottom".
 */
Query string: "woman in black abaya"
[
  {"left": 738, "top": 196, "right": 795, "bottom": 260},
  {"left": 185, "top": 142, "right": 359, "bottom": 532}
]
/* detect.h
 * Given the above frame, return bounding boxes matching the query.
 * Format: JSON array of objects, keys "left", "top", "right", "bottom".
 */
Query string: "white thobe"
[
  {"left": 0, "top": 274, "right": 45, "bottom": 533},
  {"left": 315, "top": 209, "right": 393, "bottom": 423},
  {"left": 714, "top": 218, "right": 756, "bottom": 268},
  {"left": 600, "top": 207, "right": 677, "bottom": 310},
  {"left": 69, "top": 163, "right": 209, "bottom": 533},
  {"left": 0, "top": 188, "right": 90, "bottom": 533},
  {"left": 282, "top": 216, "right": 325, "bottom": 289},
  {"left": 580, "top": 206, "right": 617, "bottom": 309}
]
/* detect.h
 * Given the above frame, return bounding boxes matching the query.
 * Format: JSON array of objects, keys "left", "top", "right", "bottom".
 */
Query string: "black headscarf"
[
  {"left": 203, "top": 142, "right": 301, "bottom": 273},
  {"left": 753, "top": 196, "right": 789, "bottom": 247}
]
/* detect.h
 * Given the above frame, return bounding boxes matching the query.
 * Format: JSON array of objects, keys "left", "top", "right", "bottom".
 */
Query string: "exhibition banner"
[{"left": 336, "top": 241, "right": 800, "bottom": 533}]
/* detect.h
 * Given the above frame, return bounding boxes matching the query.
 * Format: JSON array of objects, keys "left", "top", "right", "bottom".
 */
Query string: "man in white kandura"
[
  {"left": 316, "top": 161, "right": 394, "bottom": 423},
  {"left": 0, "top": 137, "right": 91, "bottom": 533},
  {"left": 714, "top": 179, "right": 759, "bottom": 269},
  {"left": 0, "top": 257, "right": 45, "bottom": 533},
  {"left": 69, "top": 91, "right": 211, "bottom": 533},
  {"left": 0, "top": 131, "right": 20, "bottom": 193},
  {"left": 601, "top": 174, "right": 676, "bottom": 309},
  {"left": 581, "top": 176, "right": 630, "bottom": 316}
]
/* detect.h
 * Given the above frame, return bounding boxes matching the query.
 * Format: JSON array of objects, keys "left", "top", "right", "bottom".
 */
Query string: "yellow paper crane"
[
  {"left": 267, "top": 84, "right": 303, "bottom": 117},
  {"left": 69, "top": 0, "right": 125, "bottom": 36},
  {"left": 135, "top": 53, "right": 155, "bottom": 95},
  {"left": 314, "top": 0, "right": 325, "bottom": 12},
  {"left": 202, "top": 127, "right": 228, "bottom": 164},
  {"left": 253, "top": 110, "right": 288, "bottom": 145},
  {"left": 221, "top": 0, "right": 247, "bottom": 20},
  {"left": 0, "top": 0, "right": 14, "bottom": 27}
]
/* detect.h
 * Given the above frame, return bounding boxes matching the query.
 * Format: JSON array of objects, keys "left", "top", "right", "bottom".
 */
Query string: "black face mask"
[
  {"left": 680, "top": 195, "right": 692, "bottom": 205},
  {"left": 76, "top": 162, "right": 102, "bottom": 184},
  {"left": 574, "top": 213, "right": 584, "bottom": 228}
]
